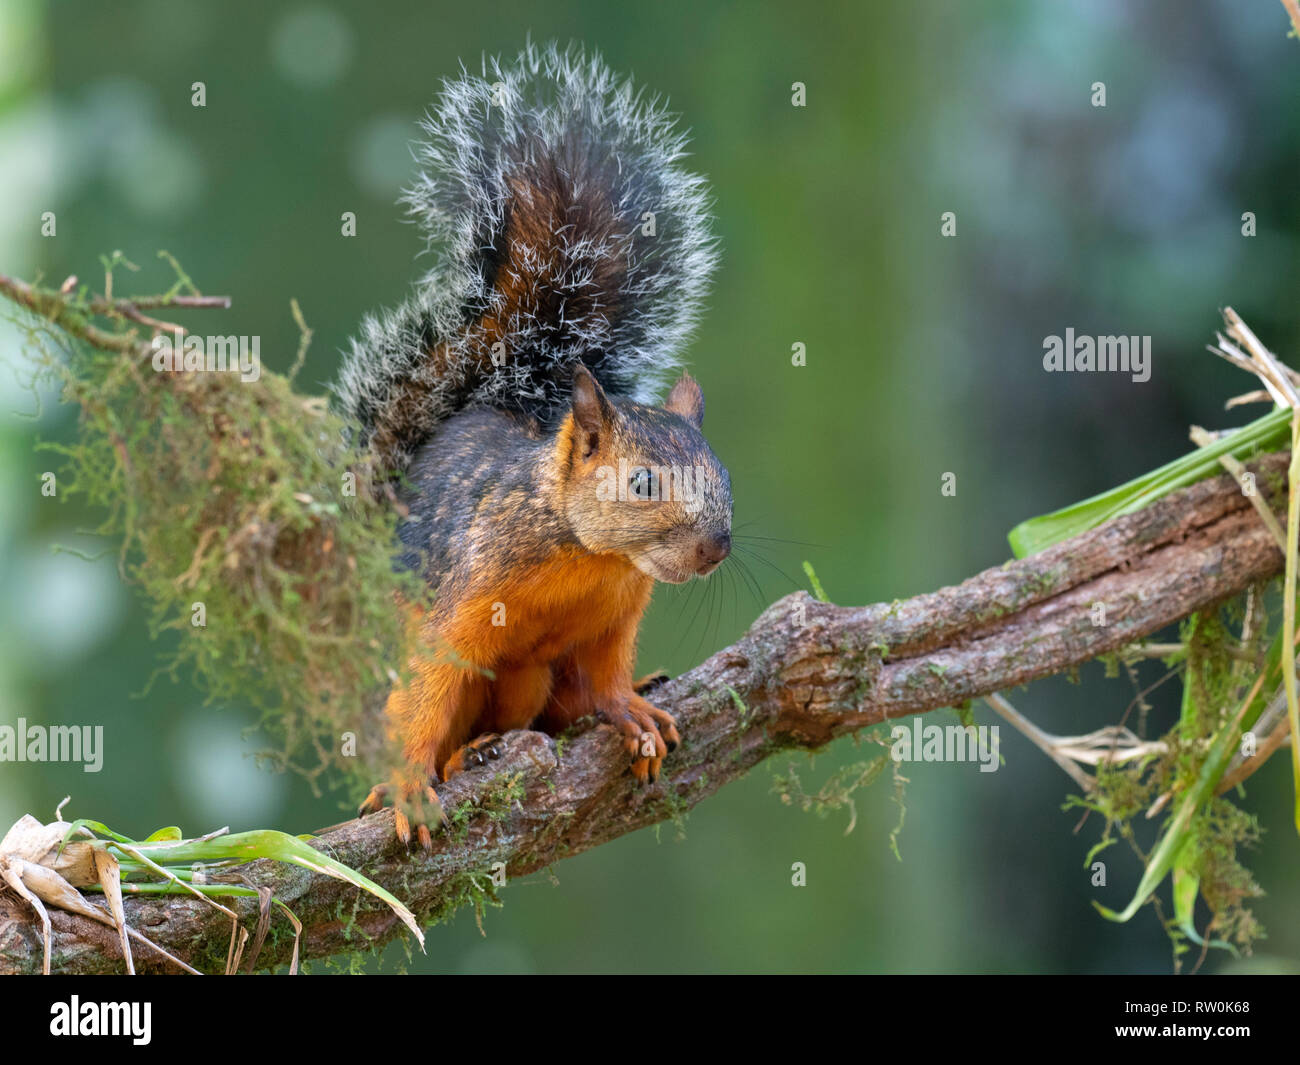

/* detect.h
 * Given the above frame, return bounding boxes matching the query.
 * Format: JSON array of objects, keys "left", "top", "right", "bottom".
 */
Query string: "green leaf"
[
  {"left": 60, "top": 818, "right": 134, "bottom": 847},
  {"left": 1172, "top": 856, "right": 1238, "bottom": 957},
  {"left": 126, "top": 828, "right": 425, "bottom": 950},
  {"left": 802, "top": 560, "right": 828, "bottom": 602},
  {"left": 1008, "top": 406, "right": 1290, "bottom": 558}
]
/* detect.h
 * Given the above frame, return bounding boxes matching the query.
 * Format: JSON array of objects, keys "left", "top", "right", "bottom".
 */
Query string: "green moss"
[
  {"left": 771, "top": 742, "right": 892, "bottom": 837},
  {"left": 8, "top": 261, "right": 427, "bottom": 792},
  {"left": 725, "top": 684, "right": 748, "bottom": 720},
  {"left": 442, "top": 771, "right": 526, "bottom": 841},
  {"left": 657, "top": 781, "right": 693, "bottom": 840},
  {"left": 1069, "top": 599, "right": 1272, "bottom": 962}
]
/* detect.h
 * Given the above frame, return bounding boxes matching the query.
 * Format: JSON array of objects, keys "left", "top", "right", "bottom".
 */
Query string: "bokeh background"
[{"left": 1, "top": 0, "right": 1297, "bottom": 973}]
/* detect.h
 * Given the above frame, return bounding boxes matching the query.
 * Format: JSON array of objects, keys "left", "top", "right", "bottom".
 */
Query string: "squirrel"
[{"left": 334, "top": 42, "right": 732, "bottom": 848}]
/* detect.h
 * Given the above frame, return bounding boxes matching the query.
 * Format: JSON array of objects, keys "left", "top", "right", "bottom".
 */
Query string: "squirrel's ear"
[
  {"left": 665, "top": 373, "right": 704, "bottom": 428},
  {"left": 571, "top": 364, "right": 614, "bottom": 459}
]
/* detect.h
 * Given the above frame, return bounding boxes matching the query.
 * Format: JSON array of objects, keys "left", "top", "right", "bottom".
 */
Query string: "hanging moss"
[
  {"left": 1070, "top": 599, "right": 1269, "bottom": 963},
  {"left": 6, "top": 260, "right": 429, "bottom": 794}
]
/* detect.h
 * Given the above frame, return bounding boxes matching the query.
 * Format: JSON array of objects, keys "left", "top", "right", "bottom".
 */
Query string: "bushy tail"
[{"left": 335, "top": 40, "right": 717, "bottom": 476}]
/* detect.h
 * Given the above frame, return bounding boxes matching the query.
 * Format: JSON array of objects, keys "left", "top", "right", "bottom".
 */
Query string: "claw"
[
  {"left": 634, "top": 670, "right": 671, "bottom": 696},
  {"left": 444, "top": 733, "right": 505, "bottom": 779},
  {"left": 360, "top": 778, "right": 444, "bottom": 849},
  {"left": 393, "top": 806, "right": 412, "bottom": 847},
  {"left": 600, "top": 696, "right": 676, "bottom": 786},
  {"left": 358, "top": 782, "right": 389, "bottom": 817}
]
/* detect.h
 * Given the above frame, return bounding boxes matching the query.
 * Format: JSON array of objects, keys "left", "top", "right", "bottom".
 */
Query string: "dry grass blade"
[
  {"left": 985, "top": 693, "right": 1093, "bottom": 791},
  {"left": 1190, "top": 424, "right": 1288, "bottom": 552},
  {"left": 92, "top": 849, "right": 133, "bottom": 975},
  {"left": 1, "top": 858, "right": 53, "bottom": 974},
  {"left": 244, "top": 885, "right": 275, "bottom": 973},
  {"left": 226, "top": 923, "right": 250, "bottom": 976}
]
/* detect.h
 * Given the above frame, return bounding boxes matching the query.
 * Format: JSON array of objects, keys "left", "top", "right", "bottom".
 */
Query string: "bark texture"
[{"left": 0, "top": 453, "right": 1287, "bottom": 974}]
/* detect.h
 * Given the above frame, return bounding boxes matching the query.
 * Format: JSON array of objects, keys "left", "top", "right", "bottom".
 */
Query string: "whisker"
[
  {"left": 729, "top": 554, "right": 766, "bottom": 609},
  {"left": 732, "top": 543, "right": 801, "bottom": 590},
  {"left": 733, "top": 532, "right": 826, "bottom": 549}
]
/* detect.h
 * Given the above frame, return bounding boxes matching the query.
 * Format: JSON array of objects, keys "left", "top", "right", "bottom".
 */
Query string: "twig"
[
  {"left": 0, "top": 274, "right": 232, "bottom": 356},
  {"left": 1218, "top": 719, "right": 1291, "bottom": 795},
  {"left": 985, "top": 693, "right": 1094, "bottom": 791},
  {"left": 89, "top": 293, "right": 232, "bottom": 336},
  {"left": 105, "top": 295, "right": 231, "bottom": 310},
  {"left": 1190, "top": 424, "right": 1288, "bottom": 552},
  {"left": 288, "top": 298, "right": 312, "bottom": 383},
  {"left": 0, "top": 273, "right": 147, "bottom": 356}
]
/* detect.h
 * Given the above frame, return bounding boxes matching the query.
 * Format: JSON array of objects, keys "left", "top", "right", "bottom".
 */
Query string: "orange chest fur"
[{"left": 443, "top": 548, "right": 654, "bottom": 667}]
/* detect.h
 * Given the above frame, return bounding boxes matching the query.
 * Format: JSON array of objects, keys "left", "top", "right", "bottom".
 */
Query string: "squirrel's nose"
[{"left": 696, "top": 531, "right": 731, "bottom": 568}]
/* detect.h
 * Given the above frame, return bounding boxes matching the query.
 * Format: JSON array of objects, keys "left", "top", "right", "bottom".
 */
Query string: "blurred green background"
[{"left": 1, "top": 0, "right": 1297, "bottom": 973}]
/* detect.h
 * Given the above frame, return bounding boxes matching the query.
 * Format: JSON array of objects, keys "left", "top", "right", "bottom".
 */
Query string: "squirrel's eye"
[{"left": 629, "top": 467, "right": 656, "bottom": 501}]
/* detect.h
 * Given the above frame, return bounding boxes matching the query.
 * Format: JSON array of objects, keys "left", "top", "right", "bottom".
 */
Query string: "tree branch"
[
  {"left": 0, "top": 273, "right": 231, "bottom": 356},
  {"left": 0, "top": 451, "right": 1288, "bottom": 973}
]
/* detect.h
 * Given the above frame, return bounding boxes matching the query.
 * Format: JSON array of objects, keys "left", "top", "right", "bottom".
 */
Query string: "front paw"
[
  {"left": 598, "top": 694, "right": 680, "bottom": 784},
  {"left": 358, "top": 775, "right": 445, "bottom": 852},
  {"left": 634, "top": 670, "right": 670, "bottom": 696},
  {"left": 442, "top": 733, "right": 504, "bottom": 778}
]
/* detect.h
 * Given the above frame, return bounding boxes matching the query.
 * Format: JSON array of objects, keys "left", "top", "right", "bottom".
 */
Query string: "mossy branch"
[{"left": 0, "top": 441, "right": 1289, "bottom": 972}]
